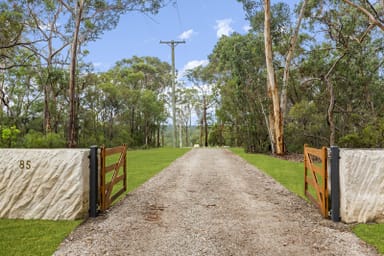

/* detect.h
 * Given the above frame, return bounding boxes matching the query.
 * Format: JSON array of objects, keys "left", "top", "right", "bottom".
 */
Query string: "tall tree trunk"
[
  {"left": 326, "top": 77, "right": 335, "bottom": 146},
  {"left": 203, "top": 96, "right": 208, "bottom": 147},
  {"left": 179, "top": 122, "right": 182, "bottom": 148},
  {"left": 200, "top": 117, "right": 203, "bottom": 146},
  {"left": 258, "top": 95, "right": 275, "bottom": 154},
  {"left": 68, "top": 0, "right": 83, "bottom": 148},
  {"left": 43, "top": 81, "right": 52, "bottom": 134},
  {"left": 281, "top": 0, "right": 308, "bottom": 118},
  {"left": 185, "top": 121, "right": 189, "bottom": 147},
  {"left": 130, "top": 107, "right": 135, "bottom": 135},
  {"left": 264, "top": 0, "right": 284, "bottom": 155},
  {"left": 157, "top": 122, "right": 160, "bottom": 147},
  {"left": 161, "top": 126, "right": 165, "bottom": 147},
  {"left": 324, "top": 53, "right": 346, "bottom": 146}
]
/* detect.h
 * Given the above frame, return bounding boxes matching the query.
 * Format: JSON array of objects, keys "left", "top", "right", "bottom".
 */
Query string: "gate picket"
[
  {"left": 304, "top": 144, "right": 328, "bottom": 218},
  {"left": 100, "top": 144, "right": 127, "bottom": 212}
]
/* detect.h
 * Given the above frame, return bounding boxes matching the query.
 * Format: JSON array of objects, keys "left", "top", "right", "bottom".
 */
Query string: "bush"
[
  {"left": 24, "top": 131, "right": 66, "bottom": 148},
  {"left": 0, "top": 125, "right": 21, "bottom": 147},
  {"left": 338, "top": 118, "right": 384, "bottom": 148}
]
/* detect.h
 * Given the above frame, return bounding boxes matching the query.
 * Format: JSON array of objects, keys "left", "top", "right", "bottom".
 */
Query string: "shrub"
[{"left": 24, "top": 131, "right": 66, "bottom": 148}]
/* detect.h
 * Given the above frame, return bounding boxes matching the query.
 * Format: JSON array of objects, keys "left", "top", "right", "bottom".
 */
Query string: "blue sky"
[
  {"left": 85, "top": 1, "right": 247, "bottom": 75},
  {"left": 85, "top": 1, "right": 298, "bottom": 77}
]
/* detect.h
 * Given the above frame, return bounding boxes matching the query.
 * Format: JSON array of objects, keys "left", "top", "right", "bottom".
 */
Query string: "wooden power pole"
[{"left": 160, "top": 40, "right": 185, "bottom": 148}]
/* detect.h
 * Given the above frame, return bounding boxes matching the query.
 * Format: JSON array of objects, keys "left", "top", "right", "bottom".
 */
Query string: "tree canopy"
[{"left": 1, "top": 0, "right": 383, "bottom": 152}]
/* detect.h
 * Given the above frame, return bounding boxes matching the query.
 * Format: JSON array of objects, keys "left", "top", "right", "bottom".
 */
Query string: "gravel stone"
[{"left": 54, "top": 148, "right": 379, "bottom": 256}]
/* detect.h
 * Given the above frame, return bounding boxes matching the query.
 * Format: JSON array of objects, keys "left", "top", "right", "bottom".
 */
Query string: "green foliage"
[
  {"left": 1, "top": 126, "right": 20, "bottom": 140},
  {"left": 1, "top": 126, "right": 21, "bottom": 147},
  {"left": 208, "top": 33, "right": 269, "bottom": 152},
  {"left": 208, "top": 124, "right": 226, "bottom": 146},
  {"left": 1, "top": 1, "right": 174, "bottom": 149},
  {"left": 0, "top": 219, "right": 81, "bottom": 256},
  {"left": 286, "top": 100, "right": 327, "bottom": 152},
  {"left": 76, "top": 56, "right": 171, "bottom": 148},
  {"left": 338, "top": 133, "right": 362, "bottom": 148},
  {"left": 338, "top": 118, "right": 384, "bottom": 148},
  {"left": 1, "top": 0, "right": 384, "bottom": 153},
  {"left": 0, "top": 3, "right": 23, "bottom": 46},
  {"left": 23, "top": 131, "right": 66, "bottom": 148}
]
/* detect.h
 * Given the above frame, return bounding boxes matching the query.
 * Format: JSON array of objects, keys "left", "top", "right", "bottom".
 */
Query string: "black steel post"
[
  {"left": 330, "top": 146, "right": 340, "bottom": 222},
  {"left": 89, "top": 145, "right": 98, "bottom": 218}
]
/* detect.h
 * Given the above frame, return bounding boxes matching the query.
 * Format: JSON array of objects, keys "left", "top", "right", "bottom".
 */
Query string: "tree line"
[
  {"left": 0, "top": 0, "right": 173, "bottom": 148},
  {"left": 1, "top": 0, "right": 384, "bottom": 154},
  {"left": 198, "top": 0, "right": 384, "bottom": 153}
]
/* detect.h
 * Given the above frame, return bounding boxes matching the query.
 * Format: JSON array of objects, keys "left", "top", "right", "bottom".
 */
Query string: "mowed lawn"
[
  {"left": 231, "top": 148, "right": 384, "bottom": 255},
  {"left": 0, "top": 147, "right": 190, "bottom": 256}
]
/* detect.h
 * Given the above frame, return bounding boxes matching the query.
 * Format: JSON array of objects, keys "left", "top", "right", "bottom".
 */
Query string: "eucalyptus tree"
[
  {"left": 176, "top": 86, "right": 199, "bottom": 147},
  {"left": 237, "top": 0, "right": 308, "bottom": 155},
  {"left": 21, "top": 0, "right": 71, "bottom": 135},
  {"left": 0, "top": 55, "right": 41, "bottom": 137},
  {"left": 1, "top": 2, "right": 31, "bottom": 134},
  {"left": 2, "top": 0, "right": 70, "bottom": 137},
  {"left": 299, "top": 0, "right": 384, "bottom": 146},
  {"left": 80, "top": 56, "right": 171, "bottom": 147},
  {"left": 342, "top": 0, "right": 384, "bottom": 31},
  {"left": 111, "top": 56, "right": 171, "bottom": 146},
  {"left": 19, "top": 0, "right": 172, "bottom": 147},
  {"left": 59, "top": 0, "right": 146, "bottom": 147},
  {"left": 2, "top": 0, "right": 174, "bottom": 147},
  {"left": 209, "top": 33, "right": 270, "bottom": 152},
  {"left": 185, "top": 65, "right": 216, "bottom": 147},
  {"left": 0, "top": 2, "right": 26, "bottom": 70}
]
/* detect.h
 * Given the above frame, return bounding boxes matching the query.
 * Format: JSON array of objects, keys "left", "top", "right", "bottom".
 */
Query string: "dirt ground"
[{"left": 54, "top": 148, "right": 379, "bottom": 256}]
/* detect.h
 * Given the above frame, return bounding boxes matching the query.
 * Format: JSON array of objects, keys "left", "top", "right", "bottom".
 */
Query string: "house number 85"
[{"left": 19, "top": 160, "right": 31, "bottom": 170}]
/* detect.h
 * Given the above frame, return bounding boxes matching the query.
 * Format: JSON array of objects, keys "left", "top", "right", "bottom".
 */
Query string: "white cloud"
[
  {"left": 184, "top": 59, "right": 209, "bottom": 71},
  {"left": 214, "top": 19, "right": 234, "bottom": 38},
  {"left": 93, "top": 62, "right": 103, "bottom": 67},
  {"left": 178, "top": 59, "right": 209, "bottom": 79},
  {"left": 92, "top": 62, "right": 112, "bottom": 72},
  {"left": 243, "top": 25, "right": 252, "bottom": 32},
  {"left": 178, "top": 29, "right": 195, "bottom": 40}
]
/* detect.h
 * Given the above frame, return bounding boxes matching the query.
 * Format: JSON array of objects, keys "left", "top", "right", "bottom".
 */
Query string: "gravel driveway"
[{"left": 55, "top": 148, "right": 379, "bottom": 255}]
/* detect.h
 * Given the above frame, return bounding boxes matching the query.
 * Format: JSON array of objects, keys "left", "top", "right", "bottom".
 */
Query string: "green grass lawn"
[
  {"left": 231, "top": 147, "right": 384, "bottom": 255},
  {"left": 0, "top": 219, "right": 82, "bottom": 256},
  {"left": 126, "top": 147, "right": 190, "bottom": 192},
  {"left": 230, "top": 148, "right": 306, "bottom": 198},
  {"left": 353, "top": 223, "right": 384, "bottom": 254},
  {"left": 0, "top": 147, "right": 190, "bottom": 256}
]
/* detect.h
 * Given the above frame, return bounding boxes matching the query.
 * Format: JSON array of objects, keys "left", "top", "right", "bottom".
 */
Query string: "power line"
[
  {"left": 160, "top": 40, "right": 186, "bottom": 148},
  {"left": 174, "top": 0, "right": 184, "bottom": 33}
]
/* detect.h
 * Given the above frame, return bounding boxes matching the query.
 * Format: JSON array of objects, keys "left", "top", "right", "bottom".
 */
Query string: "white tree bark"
[
  {"left": 68, "top": 0, "right": 83, "bottom": 148},
  {"left": 264, "top": 0, "right": 284, "bottom": 155}
]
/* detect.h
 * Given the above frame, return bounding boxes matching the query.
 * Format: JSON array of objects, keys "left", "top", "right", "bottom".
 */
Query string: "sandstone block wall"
[
  {"left": 339, "top": 149, "right": 384, "bottom": 223},
  {"left": 0, "top": 149, "right": 90, "bottom": 220}
]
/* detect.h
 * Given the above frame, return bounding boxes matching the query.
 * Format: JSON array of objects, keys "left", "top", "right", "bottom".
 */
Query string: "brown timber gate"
[
  {"left": 100, "top": 144, "right": 127, "bottom": 212},
  {"left": 304, "top": 144, "right": 329, "bottom": 218}
]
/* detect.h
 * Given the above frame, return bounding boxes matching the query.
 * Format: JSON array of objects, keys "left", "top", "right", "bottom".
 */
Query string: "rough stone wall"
[
  {"left": 339, "top": 149, "right": 384, "bottom": 223},
  {"left": 0, "top": 149, "right": 89, "bottom": 220}
]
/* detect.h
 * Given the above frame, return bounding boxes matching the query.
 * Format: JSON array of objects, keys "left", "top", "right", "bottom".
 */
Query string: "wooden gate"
[
  {"left": 304, "top": 144, "right": 328, "bottom": 218},
  {"left": 100, "top": 144, "right": 127, "bottom": 212}
]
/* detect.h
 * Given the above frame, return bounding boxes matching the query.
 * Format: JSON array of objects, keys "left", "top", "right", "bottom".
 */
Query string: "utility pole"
[{"left": 160, "top": 40, "right": 185, "bottom": 148}]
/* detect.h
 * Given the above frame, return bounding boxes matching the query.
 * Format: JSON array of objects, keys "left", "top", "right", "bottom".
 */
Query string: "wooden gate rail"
[
  {"left": 100, "top": 144, "right": 127, "bottom": 212},
  {"left": 304, "top": 144, "right": 328, "bottom": 218}
]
